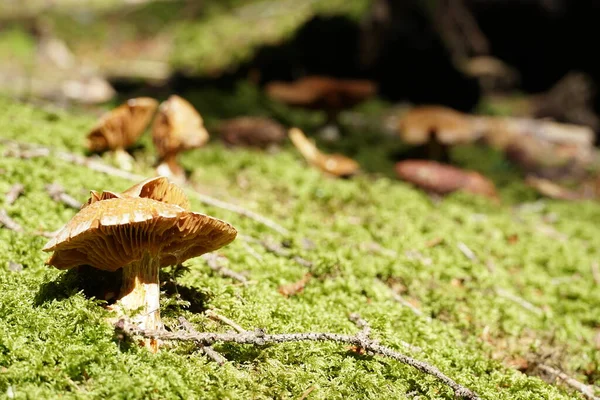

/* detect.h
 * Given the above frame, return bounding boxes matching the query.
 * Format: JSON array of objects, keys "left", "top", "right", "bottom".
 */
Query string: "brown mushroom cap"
[
  {"left": 86, "top": 97, "right": 158, "bottom": 152},
  {"left": 83, "top": 177, "right": 190, "bottom": 210},
  {"left": 265, "top": 76, "right": 377, "bottom": 111},
  {"left": 397, "top": 106, "right": 478, "bottom": 145},
  {"left": 152, "top": 95, "right": 209, "bottom": 160},
  {"left": 43, "top": 197, "right": 237, "bottom": 271}
]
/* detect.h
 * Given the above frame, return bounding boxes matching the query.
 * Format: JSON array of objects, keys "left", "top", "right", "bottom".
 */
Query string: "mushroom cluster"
[{"left": 43, "top": 177, "right": 237, "bottom": 351}]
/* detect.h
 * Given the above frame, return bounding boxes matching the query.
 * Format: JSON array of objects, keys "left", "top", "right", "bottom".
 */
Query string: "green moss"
[{"left": 0, "top": 96, "right": 598, "bottom": 399}]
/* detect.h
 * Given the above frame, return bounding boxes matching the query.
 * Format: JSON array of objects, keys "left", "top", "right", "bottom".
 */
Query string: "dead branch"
[
  {"left": 45, "top": 182, "right": 82, "bottom": 209},
  {"left": 5, "top": 184, "right": 24, "bottom": 205},
  {"left": 0, "top": 209, "right": 24, "bottom": 233},
  {"left": 537, "top": 364, "right": 600, "bottom": 400},
  {"left": 0, "top": 138, "right": 289, "bottom": 235},
  {"left": 495, "top": 288, "right": 545, "bottom": 316},
  {"left": 205, "top": 310, "right": 247, "bottom": 333},
  {"left": 240, "top": 235, "right": 313, "bottom": 268},
  {"left": 202, "top": 254, "right": 249, "bottom": 284},
  {"left": 457, "top": 242, "right": 478, "bottom": 261},
  {"left": 178, "top": 317, "right": 227, "bottom": 365},
  {"left": 115, "top": 318, "right": 480, "bottom": 399}
]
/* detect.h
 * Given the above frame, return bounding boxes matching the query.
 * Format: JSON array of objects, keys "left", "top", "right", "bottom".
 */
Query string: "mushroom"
[
  {"left": 397, "top": 106, "right": 481, "bottom": 162},
  {"left": 215, "top": 116, "right": 286, "bottom": 150},
  {"left": 152, "top": 95, "right": 209, "bottom": 183},
  {"left": 265, "top": 76, "right": 377, "bottom": 125},
  {"left": 43, "top": 178, "right": 237, "bottom": 352},
  {"left": 288, "top": 127, "right": 360, "bottom": 178},
  {"left": 395, "top": 159, "right": 499, "bottom": 201},
  {"left": 86, "top": 97, "right": 158, "bottom": 170}
]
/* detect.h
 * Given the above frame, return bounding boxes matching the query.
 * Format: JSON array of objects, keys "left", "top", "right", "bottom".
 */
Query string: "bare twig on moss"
[
  {"left": 240, "top": 235, "right": 313, "bottom": 268},
  {"left": 45, "top": 183, "right": 82, "bottom": 209},
  {"left": 205, "top": 310, "right": 247, "bottom": 333},
  {"left": 349, "top": 313, "right": 371, "bottom": 340},
  {"left": 202, "top": 254, "right": 249, "bottom": 284},
  {"left": 495, "top": 288, "right": 545, "bottom": 316},
  {"left": 457, "top": 242, "right": 478, "bottom": 262},
  {"left": 537, "top": 364, "right": 600, "bottom": 400},
  {"left": 178, "top": 317, "right": 227, "bottom": 366},
  {"left": 298, "top": 385, "right": 316, "bottom": 400},
  {"left": 0, "top": 139, "right": 289, "bottom": 235},
  {"left": 115, "top": 317, "right": 480, "bottom": 400},
  {"left": 0, "top": 209, "right": 23, "bottom": 233},
  {"left": 5, "top": 184, "right": 24, "bottom": 205}
]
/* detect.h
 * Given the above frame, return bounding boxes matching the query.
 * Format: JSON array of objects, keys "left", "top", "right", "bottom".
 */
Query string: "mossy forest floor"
[{"left": 1, "top": 93, "right": 599, "bottom": 400}]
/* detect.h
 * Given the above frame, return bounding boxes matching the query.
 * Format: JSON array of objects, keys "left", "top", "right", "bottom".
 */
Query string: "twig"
[
  {"left": 0, "top": 139, "right": 289, "bottom": 235},
  {"left": 5, "top": 184, "right": 24, "bottom": 205},
  {"left": 115, "top": 318, "right": 480, "bottom": 399},
  {"left": 495, "top": 288, "right": 545, "bottom": 316},
  {"left": 178, "top": 317, "right": 227, "bottom": 365},
  {"left": 45, "top": 183, "right": 82, "bottom": 209},
  {"left": 537, "top": 364, "right": 600, "bottom": 400},
  {"left": 202, "top": 254, "right": 249, "bottom": 284},
  {"left": 240, "top": 235, "right": 313, "bottom": 268},
  {"left": 241, "top": 241, "right": 264, "bottom": 262},
  {"left": 591, "top": 262, "right": 600, "bottom": 286},
  {"left": 457, "top": 242, "right": 478, "bottom": 261},
  {"left": 0, "top": 209, "right": 23, "bottom": 233},
  {"left": 205, "top": 310, "right": 247, "bottom": 333},
  {"left": 298, "top": 385, "right": 316, "bottom": 400},
  {"left": 349, "top": 313, "right": 371, "bottom": 340}
]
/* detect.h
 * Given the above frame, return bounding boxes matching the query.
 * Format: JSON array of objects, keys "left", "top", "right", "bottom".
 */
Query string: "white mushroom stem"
[{"left": 119, "top": 252, "right": 163, "bottom": 351}]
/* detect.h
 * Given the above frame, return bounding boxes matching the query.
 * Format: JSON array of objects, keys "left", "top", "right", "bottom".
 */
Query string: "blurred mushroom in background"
[
  {"left": 397, "top": 105, "right": 482, "bottom": 162},
  {"left": 215, "top": 116, "right": 286, "bottom": 150},
  {"left": 288, "top": 127, "right": 360, "bottom": 178},
  {"left": 152, "top": 95, "right": 209, "bottom": 184},
  {"left": 86, "top": 97, "right": 158, "bottom": 170},
  {"left": 265, "top": 76, "right": 377, "bottom": 128}
]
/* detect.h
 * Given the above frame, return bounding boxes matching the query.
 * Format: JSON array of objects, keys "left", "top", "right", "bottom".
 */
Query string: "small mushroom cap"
[
  {"left": 398, "top": 106, "right": 478, "bottom": 145},
  {"left": 83, "top": 177, "right": 190, "bottom": 210},
  {"left": 43, "top": 197, "right": 237, "bottom": 271},
  {"left": 265, "top": 76, "right": 377, "bottom": 110},
  {"left": 152, "top": 95, "right": 209, "bottom": 159},
  {"left": 86, "top": 97, "right": 158, "bottom": 152}
]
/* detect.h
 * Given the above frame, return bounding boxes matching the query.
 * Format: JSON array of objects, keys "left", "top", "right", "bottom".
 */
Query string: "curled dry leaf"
[
  {"left": 289, "top": 127, "right": 360, "bottom": 178},
  {"left": 278, "top": 273, "right": 312, "bottom": 297},
  {"left": 216, "top": 116, "right": 286, "bottom": 149},
  {"left": 152, "top": 95, "right": 209, "bottom": 182},
  {"left": 43, "top": 177, "right": 237, "bottom": 352},
  {"left": 87, "top": 97, "right": 158, "bottom": 153},
  {"left": 395, "top": 160, "right": 499, "bottom": 201},
  {"left": 265, "top": 76, "right": 377, "bottom": 115}
]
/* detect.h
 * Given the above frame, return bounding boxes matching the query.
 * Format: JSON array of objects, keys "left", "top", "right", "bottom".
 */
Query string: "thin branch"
[
  {"left": 537, "top": 364, "right": 600, "bottom": 400},
  {"left": 115, "top": 319, "right": 480, "bottom": 400},
  {"left": 0, "top": 209, "right": 24, "bottom": 233},
  {"left": 45, "top": 183, "right": 82, "bottom": 209},
  {"left": 349, "top": 313, "right": 371, "bottom": 340},
  {"left": 457, "top": 242, "right": 478, "bottom": 262},
  {"left": 205, "top": 310, "right": 247, "bottom": 333},
  {"left": 495, "top": 288, "right": 545, "bottom": 316},
  {"left": 0, "top": 139, "right": 289, "bottom": 235},
  {"left": 298, "top": 385, "right": 316, "bottom": 400},
  {"left": 178, "top": 317, "right": 227, "bottom": 365},
  {"left": 5, "top": 184, "right": 24, "bottom": 205},
  {"left": 202, "top": 254, "right": 249, "bottom": 284},
  {"left": 240, "top": 235, "right": 313, "bottom": 268}
]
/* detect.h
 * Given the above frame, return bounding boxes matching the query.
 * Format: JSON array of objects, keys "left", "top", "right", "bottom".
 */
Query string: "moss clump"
[{"left": 0, "top": 96, "right": 598, "bottom": 399}]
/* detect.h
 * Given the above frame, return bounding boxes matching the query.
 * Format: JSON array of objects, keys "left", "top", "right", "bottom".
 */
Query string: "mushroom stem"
[{"left": 119, "top": 252, "right": 163, "bottom": 352}]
